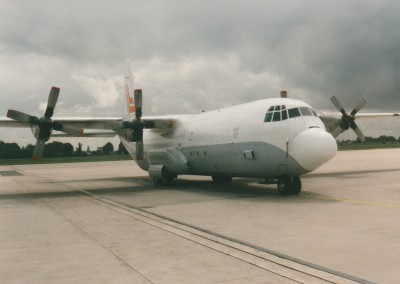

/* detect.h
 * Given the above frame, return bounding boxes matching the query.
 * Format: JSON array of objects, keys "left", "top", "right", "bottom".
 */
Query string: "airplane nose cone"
[{"left": 290, "top": 128, "right": 337, "bottom": 172}]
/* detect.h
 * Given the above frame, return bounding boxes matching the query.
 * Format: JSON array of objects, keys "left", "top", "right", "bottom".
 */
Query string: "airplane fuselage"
[{"left": 120, "top": 98, "right": 337, "bottom": 180}]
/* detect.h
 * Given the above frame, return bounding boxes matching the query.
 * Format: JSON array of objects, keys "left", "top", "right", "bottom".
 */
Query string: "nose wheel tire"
[{"left": 277, "top": 176, "right": 302, "bottom": 195}]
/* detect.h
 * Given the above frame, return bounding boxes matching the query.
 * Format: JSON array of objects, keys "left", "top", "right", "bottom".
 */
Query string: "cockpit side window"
[
  {"left": 264, "top": 112, "right": 273, "bottom": 122},
  {"left": 282, "top": 109, "right": 288, "bottom": 120},
  {"left": 288, "top": 108, "right": 301, "bottom": 118},
  {"left": 264, "top": 105, "right": 286, "bottom": 123},
  {"left": 299, "top": 107, "right": 313, "bottom": 116},
  {"left": 272, "top": 111, "right": 281, "bottom": 122},
  {"left": 266, "top": 106, "right": 317, "bottom": 122},
  {"left": 311, "top": 109, "right": 318, "bottom": 116}
]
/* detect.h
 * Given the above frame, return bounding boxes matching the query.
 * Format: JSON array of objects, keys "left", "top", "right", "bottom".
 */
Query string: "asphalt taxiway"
[{"left": 1, "top": 149, "right": 400, "bottom": 283}]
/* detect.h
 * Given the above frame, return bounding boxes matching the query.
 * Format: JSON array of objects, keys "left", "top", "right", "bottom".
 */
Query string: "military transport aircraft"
[{"left": 1, "top": 65, "right": 399, "bottom": 195}]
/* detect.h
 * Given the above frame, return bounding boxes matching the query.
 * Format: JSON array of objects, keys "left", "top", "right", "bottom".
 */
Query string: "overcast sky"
[{"left": 1, "top": 0, "right": 400, "bottom": 148}]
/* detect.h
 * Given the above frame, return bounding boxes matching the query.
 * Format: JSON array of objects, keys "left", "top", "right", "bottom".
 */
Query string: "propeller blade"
[
  {"left": 44, "top": 86, "right": 60, "bottom": 118},
  {"left": 350, "top": 122, "right": 366, "bottom": 142},
  {"left": 7, "top": 110, "right": 39, "bottom": 124},
  {"left": 353, "top": 127, "right": 366, "bottom": 142},
  {"left": 331, "top": 125, "right": 343, "bottom": 138},
  {"left": 350, "top": 98, "right": 366, "bottom": 116},
  {"left": 330, "top": 96, "right": 347, "bottom": 116},
  {"left": 134, "top": 89, "right": 142, "bottom": 120},
  {"left": 33, "top": 139, "right": 46, "bottom": 160},
  {"left": 136, "top": 141, "right": 144, "bottom": 160}
]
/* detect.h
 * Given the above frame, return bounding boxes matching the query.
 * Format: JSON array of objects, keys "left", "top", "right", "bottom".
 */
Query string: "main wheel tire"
[
  {"left": 291, "top": 177, "right": 302, "bottom": 195},
  {"left": 164, "top": 174, "right": 175, "bottom": 186},
  {"left": 153, "top": 173, "right": 176, "bottom": 186},
  {"left": 277, "top": 176, "right": 292, "bottom": 195}
]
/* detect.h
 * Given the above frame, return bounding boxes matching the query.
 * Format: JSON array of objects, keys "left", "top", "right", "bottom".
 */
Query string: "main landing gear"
[
  {"left": 277, "top": 176, "right": 302, "bottom": 195},
  {"left": 211, "top": 176, "right": 233, "bottom": 183},
  {"left": 153, "top": 173, "right": 177, "bottom": 186}
]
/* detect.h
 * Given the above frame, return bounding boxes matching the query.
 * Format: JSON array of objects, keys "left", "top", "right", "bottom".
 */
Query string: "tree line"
[
  {"left": 338, "top": 135, "right": 400, "bottom": 144},
  {"left": 0, "top": 140, "right": 128, "bottom": 159},
  {"left": 1, "top": 135, "right": 399, "bottom": 159}
]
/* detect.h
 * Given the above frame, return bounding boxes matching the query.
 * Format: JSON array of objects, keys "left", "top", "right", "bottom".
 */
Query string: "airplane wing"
[
  {"left": 319, "top": 112, "right": 400, "bottom": 139},
  {"left": 317, "top": 96, "right": 400, "bottom": 141},
  {"left": 0, "top": 64, "right": 179, "bottom": 160},
  {"left": 0, "top": 115, "right": 177, "bottom": 136}
]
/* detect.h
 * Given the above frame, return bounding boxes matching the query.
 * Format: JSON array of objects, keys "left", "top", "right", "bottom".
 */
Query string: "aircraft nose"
[{"left": 290, "top": 128, "right": 337, "bottom": 172}]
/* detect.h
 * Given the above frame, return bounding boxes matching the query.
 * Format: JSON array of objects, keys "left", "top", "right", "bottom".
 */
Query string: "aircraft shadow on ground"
[
  {"left": 0, "top": 175, "right": 338, "bottom": 205},
  {"left": 65, "top": 176, "right": 338, "bottom": 205}
]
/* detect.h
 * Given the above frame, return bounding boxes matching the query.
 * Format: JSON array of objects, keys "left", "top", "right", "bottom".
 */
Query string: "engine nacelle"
[
  {"left": 118, "top": 128, "right": 135, "bottom": 142},
  {"left": 148, "top": 165, "right": 166, "bottom": 179},
  {"left": 147, "top": 148, "right": 190, "bottom": 174}
]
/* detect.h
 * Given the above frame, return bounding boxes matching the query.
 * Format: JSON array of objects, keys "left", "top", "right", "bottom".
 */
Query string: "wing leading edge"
[{"left": 0, "top": 115, "right": 177, "bottom": 137}]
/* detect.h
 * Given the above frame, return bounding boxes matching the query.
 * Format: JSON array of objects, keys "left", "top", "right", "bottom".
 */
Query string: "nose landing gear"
[{"left": 277, "top": 176, "right": 302, "bottom": 195}]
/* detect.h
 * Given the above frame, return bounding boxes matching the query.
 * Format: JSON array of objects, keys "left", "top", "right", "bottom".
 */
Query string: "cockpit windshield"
[{"left": 264, "top": 105, "right": 317, "bottom": 123}]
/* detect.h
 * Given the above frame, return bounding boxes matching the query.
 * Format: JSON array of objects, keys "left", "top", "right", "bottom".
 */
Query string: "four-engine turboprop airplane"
[{"left": 1, "top": 65, "right": 399, "bottom": 195}]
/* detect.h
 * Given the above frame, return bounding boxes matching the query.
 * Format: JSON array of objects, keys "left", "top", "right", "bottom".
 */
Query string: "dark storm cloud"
[{"left": 1, "top": 0, "right": 400, "bottom": 145}]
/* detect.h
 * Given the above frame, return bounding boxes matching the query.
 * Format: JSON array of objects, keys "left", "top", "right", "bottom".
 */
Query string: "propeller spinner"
[{"left": 330, "top": 96, "right": 366, "bottom": 142}]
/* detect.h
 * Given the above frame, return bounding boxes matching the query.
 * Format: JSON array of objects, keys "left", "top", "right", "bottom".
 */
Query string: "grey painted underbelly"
[{"left": 180, "top": 141, "right": 308, "bottom": 178}]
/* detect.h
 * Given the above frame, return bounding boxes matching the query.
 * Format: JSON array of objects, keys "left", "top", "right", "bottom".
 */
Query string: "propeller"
[
  {"left": 123, "top": 89, "right": 156, "bottom": 160},
  {"left": 7, "top": 86, "right": 81, "bottom": 160},
  {"left": 133, "top": 89, "right": 144, "bottom": 160},
  {"left": 122, "top": 89, "right": 144, "bottom": 160},
  {"left": 330, "top": 96, "right": 367, "bottom": 141}
]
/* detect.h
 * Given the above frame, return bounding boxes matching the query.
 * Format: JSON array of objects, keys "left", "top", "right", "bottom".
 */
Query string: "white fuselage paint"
[{"left": 120, "top": 98, "right": 337, "bottom": 179}]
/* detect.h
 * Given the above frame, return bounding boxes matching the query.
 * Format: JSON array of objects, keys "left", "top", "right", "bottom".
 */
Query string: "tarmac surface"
[{"left": 1, "top": 149, "right": 400, "bottom": 283}]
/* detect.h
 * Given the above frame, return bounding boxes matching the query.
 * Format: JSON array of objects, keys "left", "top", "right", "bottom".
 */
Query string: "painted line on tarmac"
[{"left": 300, "top": 194, "right": 400, "bottom": 208}]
